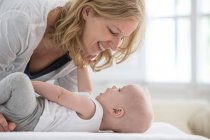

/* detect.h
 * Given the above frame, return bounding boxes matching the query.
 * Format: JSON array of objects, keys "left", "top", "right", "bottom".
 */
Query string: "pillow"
[{"left": 188, "top": 106, "right": 210, "bottom": 138}]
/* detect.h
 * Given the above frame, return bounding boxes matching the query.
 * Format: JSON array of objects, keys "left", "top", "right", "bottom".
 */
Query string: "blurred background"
[
  {"left": 90, "top": 0, "right": 210, "bottom": 100},
  {"left": 90, "top": 0, "right": 210, "bottom": 138}
]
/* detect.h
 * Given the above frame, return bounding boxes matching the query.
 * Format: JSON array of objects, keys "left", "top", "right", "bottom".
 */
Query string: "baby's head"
[{"left": 97, "top": 84, "right": 154, "bottom": 133}]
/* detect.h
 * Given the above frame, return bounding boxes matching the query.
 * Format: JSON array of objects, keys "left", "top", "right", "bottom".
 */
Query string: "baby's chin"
[
  {"left": 96, "top": 92, "right": 103, "bottom": 99},
  {"left": 98, "top": 92, "right": 103, "bottom": 96}
]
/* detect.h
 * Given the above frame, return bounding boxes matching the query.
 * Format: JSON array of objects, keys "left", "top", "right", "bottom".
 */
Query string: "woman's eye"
[{"left": 108, "top": 28, "right": 118, "bottom": 36}]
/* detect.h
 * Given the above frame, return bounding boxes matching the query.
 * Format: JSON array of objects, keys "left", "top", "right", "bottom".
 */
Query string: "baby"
[{"left": 0, "top": 72, "right": 154, "bottom": 132}]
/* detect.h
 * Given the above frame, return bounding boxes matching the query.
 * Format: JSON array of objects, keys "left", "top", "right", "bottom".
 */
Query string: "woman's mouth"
[
  {"left": 86, "top": 42, "right": 106, "bottom": 59},
  {"left": 98, "top": 42, "right": 105, "bottom": 52}
]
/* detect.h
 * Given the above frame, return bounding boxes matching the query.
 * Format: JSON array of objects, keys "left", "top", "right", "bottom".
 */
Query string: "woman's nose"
[{"left": 108, "top": 36, "right": 123, "bottom": 51}]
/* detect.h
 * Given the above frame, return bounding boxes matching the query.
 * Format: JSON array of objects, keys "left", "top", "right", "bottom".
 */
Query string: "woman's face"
[{"left": 81, "top": 7, "right": 139, "bottom": 59}]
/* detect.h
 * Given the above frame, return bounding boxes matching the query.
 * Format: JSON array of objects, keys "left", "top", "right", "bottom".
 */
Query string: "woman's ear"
[
  {"left": 111, "top": 107, "right": 125, "bottom": 118},
  {"left": 82, "top": 6, "right": 94, "bottom": 20}
]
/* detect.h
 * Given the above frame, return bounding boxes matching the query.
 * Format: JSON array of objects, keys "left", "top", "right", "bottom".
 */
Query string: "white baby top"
[{"left": 34, "top": 92, "right": 103, "bottom": 132}]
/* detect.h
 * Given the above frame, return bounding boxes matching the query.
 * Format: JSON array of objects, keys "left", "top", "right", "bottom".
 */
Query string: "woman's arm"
[
  {"left": 0, "top": 12, "right": 31, "bottom": 81},
  {"left": 32, "top": 81, "right": 95, "bottom": 119}
]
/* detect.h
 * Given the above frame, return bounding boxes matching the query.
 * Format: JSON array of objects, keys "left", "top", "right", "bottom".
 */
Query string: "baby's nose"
[{"left": 112, "top": 85, "right": 117, "bottom": 89}]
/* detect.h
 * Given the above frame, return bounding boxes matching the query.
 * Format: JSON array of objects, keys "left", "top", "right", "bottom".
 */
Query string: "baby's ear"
[{"left": 110, "top": 107, "right": 125, "bottom": 118}]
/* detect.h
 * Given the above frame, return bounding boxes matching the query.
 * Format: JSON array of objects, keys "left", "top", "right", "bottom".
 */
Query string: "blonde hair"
[{"left": 50, "top": 0, "right": 145, "bottom": 71}]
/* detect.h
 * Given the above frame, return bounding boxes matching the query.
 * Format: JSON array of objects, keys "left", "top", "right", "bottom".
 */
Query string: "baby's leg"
[{"left": 0, "top": 72, "right": 44, "bottom": 131}]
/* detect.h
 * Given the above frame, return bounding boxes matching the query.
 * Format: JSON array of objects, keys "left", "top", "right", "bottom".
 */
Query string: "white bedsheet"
[{"left": 0, "top": 123, "right": 208, "bottom": 140}]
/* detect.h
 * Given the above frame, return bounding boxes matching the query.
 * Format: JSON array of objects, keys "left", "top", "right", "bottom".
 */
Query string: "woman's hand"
[{"left": 0, "top": 113, "right": 16, "bottom": 132}]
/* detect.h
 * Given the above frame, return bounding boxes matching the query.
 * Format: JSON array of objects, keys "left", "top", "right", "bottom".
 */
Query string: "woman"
[{"left": 0, "top": 0, "right": 145, "bottom": 131}]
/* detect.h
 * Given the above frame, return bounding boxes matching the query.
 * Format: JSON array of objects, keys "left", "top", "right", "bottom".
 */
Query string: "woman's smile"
[
  {"left": 98, "top": 42, "right": 105, "bottom": 52},
  {"left": 83, "top": 42, "right": 106, "bottom": 58}
]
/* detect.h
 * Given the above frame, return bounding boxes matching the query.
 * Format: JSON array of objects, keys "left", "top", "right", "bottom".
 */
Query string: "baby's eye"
[{"left": 118, "top": 88, "right": 121, "bottom": 92}]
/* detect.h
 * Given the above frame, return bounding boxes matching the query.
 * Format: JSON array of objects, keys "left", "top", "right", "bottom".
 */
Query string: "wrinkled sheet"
[{"left": 0, "top": 123, "right": 208, "bottom": 140}]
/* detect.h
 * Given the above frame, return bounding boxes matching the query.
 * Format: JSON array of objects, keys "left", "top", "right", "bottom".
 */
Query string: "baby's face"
[
  {"left": 97, "top": 84, "right": 153, "bottom": 133},
  {"left": 97, "top": 84, "right": 142, "bottom": 106}
]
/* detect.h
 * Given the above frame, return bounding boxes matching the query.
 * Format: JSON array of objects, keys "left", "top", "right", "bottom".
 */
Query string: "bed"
[{"left": 0, "top": 123, "right": 208, "bottom": 140}]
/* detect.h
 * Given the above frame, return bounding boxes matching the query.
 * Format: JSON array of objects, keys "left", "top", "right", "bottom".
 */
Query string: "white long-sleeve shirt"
[
  {"left": 34, "top": 92, "right": 103, "bottom": 132},
  {"left": 0, "top": 0, "right": 77, "bottom": 91}
]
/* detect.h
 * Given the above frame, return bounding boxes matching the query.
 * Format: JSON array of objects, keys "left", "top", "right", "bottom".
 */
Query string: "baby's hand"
[
  {"left": 82, "top": 55, "right": 97, "bottom": 68},
  {"left": 0, "top": 113, "right": 16, "bottom": 132}
]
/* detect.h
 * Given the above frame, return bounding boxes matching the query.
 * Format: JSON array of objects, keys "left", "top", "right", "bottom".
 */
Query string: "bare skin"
[
  {"left": 29, "top": 7, "right": 139, "bottom": 74},
  {"left": 29, "top": 37, "right": 67, "bottom": 74},
  {"left": 0, "top": 114, "right": 16, "bottom": 132},
  {"left": 0, "top": 6, "right": 139, "bottom": 131},
  {"left": 29, "top": 8, "right": 67, "bottom": 74},
  {"left": 0, "top": 8, "right": 62, "bottom": 132}
]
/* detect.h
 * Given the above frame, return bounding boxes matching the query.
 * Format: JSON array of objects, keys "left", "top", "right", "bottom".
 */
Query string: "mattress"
[{"left": 0, "top": 123, "right": 208, "bottom": 140}]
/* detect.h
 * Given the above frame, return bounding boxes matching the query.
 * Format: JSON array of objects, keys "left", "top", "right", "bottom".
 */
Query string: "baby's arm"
[
  {"left": 32, "top": 81, "right": 95, "bottom": 119},
  {"left": 77, "top": 66, "right": 93, "bottom": 94}
]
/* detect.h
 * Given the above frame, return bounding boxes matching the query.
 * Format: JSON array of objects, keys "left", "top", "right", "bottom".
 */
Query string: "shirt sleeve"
[
  {"left": 0, "top": 11, "right": 31, "bottom": 80},
  {"left": 54, "top": 68, "right": 78, "bottom": 92}
]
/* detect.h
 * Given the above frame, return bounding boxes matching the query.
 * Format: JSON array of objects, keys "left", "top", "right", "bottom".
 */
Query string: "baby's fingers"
[
  {"left": 8, "top": 122, "right": 16, "bottom": 131},
  {"left": 0, "top": 113, "right": 9, "bottom": 132}
]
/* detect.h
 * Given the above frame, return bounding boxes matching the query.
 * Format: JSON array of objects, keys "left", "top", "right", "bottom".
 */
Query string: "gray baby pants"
[{"left": 0, "top": 72, "right": 44, "bottom": 131}]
